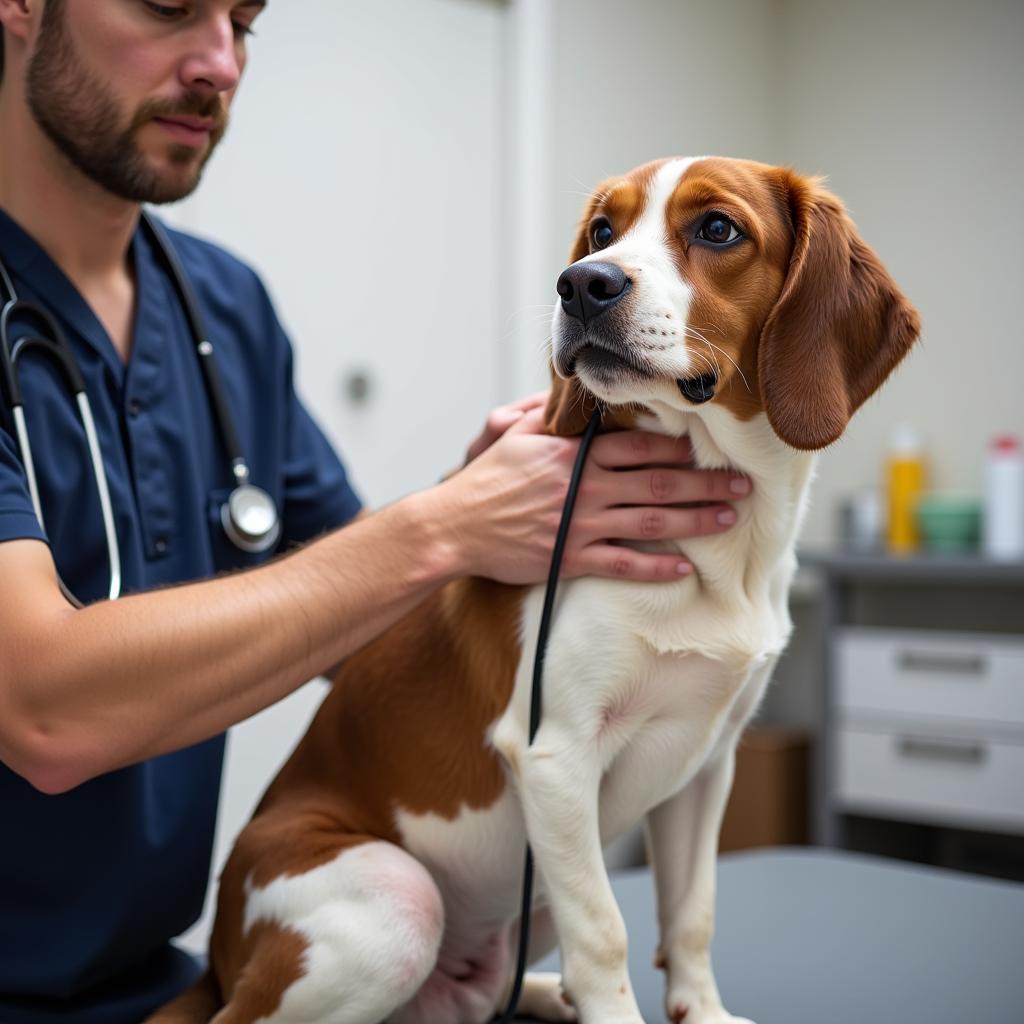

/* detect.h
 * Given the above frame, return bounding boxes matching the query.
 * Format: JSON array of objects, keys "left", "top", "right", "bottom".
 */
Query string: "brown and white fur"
[{"left": 149, "top": 157, "right": 919, "bottom": 1024}]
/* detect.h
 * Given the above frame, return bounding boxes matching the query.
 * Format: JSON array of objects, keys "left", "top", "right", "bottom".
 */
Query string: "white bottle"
[{"left": 983, "top": 435, "right": 1024, "bottom": 560}]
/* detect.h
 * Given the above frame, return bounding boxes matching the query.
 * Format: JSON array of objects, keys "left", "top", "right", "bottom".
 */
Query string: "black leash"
[{"left": 494, "top": 407, "right": 602, "bottom": 1023}]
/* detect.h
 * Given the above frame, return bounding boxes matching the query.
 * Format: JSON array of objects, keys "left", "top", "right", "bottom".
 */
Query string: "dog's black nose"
[{"left": 556, "top": 262, "right": 629, "bottom": 324}]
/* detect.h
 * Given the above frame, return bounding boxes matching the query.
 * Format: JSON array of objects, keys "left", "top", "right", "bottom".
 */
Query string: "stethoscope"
[{"left": 0, "top": 211, "right": 280, "bottom": 607}]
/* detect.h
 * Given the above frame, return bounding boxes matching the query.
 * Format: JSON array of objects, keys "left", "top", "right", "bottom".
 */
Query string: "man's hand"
[
  {"left": 431, "top": 404, "right": 752, "bottom": 586},
  {"left": 463, "top": 391, "right": 549, "bottom": 464}
]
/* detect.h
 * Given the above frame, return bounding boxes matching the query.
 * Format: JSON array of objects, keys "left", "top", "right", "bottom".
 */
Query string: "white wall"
[{"left": 776, "top": 0, "right": 1024, "bottom": 545}]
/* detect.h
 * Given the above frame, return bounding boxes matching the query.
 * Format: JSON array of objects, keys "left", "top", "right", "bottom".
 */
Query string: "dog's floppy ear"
[
  {"left": 758, "top": 172, "right": 921, "bottom": 450},
  {"left": 543, "top": 372, "right": 598, "bottom": 437}
]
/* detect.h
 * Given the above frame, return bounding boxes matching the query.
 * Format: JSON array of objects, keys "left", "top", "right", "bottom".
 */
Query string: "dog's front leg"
[
  {"left": 645, "top": 749, "right": 754, "bottom": 1024},
  {"left": 517, "top": 723, "right": 643, "bottom": 1024}
]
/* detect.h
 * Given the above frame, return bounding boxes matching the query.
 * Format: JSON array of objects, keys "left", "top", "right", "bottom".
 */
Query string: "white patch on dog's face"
[{"left": 551, "top": 157, "right": 709, "bottom": 409}]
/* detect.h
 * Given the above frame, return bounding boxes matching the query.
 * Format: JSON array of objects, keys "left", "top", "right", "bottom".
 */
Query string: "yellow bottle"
[{"left": 886, "top": 424, "right": 926, "bottom": 553}]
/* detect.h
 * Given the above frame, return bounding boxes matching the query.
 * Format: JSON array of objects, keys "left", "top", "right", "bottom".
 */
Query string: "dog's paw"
[
  {"left": 667, "top": 1004, "right": 755, "bottom": 1024},
  {"left": 666, "top": 984, "right": 755, "bottom": 1024},
  {"left": 518, "top": 972, "right": 577, "bottom": 1023}
]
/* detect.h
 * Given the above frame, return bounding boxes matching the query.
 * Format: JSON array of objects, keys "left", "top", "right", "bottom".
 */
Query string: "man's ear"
[
  {"left": 0, "top": 0, "right": 35, "bottom": 49},
  {"left": 758, "top": 171, "right": 921, "bottom": 450}
]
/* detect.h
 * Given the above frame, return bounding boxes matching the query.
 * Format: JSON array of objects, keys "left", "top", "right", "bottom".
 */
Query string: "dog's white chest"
[
  {"left": 394, "top": 577, "right": 779, "bottom": 910},
  {"left": 507, "top": 577, "right": 780, "bottom": 783}
]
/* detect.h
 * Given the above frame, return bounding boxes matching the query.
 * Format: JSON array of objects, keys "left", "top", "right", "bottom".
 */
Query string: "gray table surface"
[{"left": 528, "top": 847, "right": 1024, "bottom": 1023}]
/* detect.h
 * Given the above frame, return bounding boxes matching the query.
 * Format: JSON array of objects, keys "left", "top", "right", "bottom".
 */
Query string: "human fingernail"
[
  {"left": 676, "top": 561, "right": 692, "bottom": 575},
  {"left": 729, "top": 476, "right": 751, "bottom": 495},
  {"left": 717, "top": 508, "right": 737, "bottom": 526}
]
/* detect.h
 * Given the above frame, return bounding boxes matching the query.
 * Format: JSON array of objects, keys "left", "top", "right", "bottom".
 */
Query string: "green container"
[{"left": 915, "top": 496, "right": 982, "bottom": 553}]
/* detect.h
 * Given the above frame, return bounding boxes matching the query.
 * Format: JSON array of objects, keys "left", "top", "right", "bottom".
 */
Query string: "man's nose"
[
  {"left": 179, "top": 18, "right": 243, "bottom": 95},
  {"left": 556, "top": 262, "right": 630, "bottom": 324}
]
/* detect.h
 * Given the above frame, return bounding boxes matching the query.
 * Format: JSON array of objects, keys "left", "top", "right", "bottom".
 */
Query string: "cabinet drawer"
[
  {"left": 837, "top": 726, "right": 1024, "bottom": 833},
  {"left": 837, "top": 628, "right": 1024, "bottom": 728}
]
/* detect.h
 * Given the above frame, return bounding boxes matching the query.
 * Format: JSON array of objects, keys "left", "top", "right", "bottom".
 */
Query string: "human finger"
[
  {"left": 564, "top": 544, "right": 694, "bottom": 583},
  {"left": 589, "top": 430, "right": 694, "bottom": 469},
  {"left": 465, "top": 403, "right": 547, "bottom": 463},
  {"left": 503, "top": 405, "right": 553, "bottom": 436},
  {"left": 507, "top": 390, "right": 550, "bottom": 414},
  {"left": 581, "top": 465, "right": 751, "bottom": 507},
  {"left": 577, "top": 504, "right": 739, "bottom": 544}
]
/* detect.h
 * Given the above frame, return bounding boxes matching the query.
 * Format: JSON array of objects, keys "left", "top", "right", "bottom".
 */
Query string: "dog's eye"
[
  {"left": 590, "top": 219, "right": 614, "bottom": 250},
  {"left": 697, "top": 214, "right": 741, "bottom": 245}
]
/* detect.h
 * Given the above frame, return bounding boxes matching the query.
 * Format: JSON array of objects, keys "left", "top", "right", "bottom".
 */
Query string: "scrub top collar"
[{"left": 0, "top": 205, "right": 170, "bottom": 394}]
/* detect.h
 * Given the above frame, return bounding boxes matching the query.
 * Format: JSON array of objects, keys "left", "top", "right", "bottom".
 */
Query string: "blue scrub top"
[{"left": 0, "top": 207, "right": 362, "bottom": 1022}]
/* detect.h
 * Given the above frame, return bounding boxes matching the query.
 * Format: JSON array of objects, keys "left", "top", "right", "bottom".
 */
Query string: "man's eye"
[
  {"left": 696, "top": 214, "right": 742, "bottom": 245},
  {"left": 143, "top": 2, "right": 255, "bottom": 38},
  {"left": 590, "top": 219, "right": 614, "bottom": 250},
  {"left": 144, "top": 2, "right": 187, "bottom": 18}
]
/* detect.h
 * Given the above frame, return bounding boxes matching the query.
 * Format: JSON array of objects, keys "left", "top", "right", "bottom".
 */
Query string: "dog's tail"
[{"left": 143, "top": 970, "right": 221, "bottom": 1024}]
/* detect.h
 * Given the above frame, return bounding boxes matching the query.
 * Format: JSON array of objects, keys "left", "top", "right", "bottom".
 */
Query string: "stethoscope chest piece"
[{"left": 221, "top": 483, "right": 280, "bottom": 553}]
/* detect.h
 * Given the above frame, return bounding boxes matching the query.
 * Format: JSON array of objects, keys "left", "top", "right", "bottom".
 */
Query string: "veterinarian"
[{"left": 0, "top": 2, "right": 752, "bottom": 1021}]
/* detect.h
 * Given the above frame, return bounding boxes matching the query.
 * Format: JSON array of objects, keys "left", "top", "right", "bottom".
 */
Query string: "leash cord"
[{"left": 494, "top": 407, "right": 602, "bottom": 1024}]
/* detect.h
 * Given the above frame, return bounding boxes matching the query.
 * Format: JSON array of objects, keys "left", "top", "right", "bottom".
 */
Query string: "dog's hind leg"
[{"left": 207, "top": 816, "right": 444, "bottom": 1024}]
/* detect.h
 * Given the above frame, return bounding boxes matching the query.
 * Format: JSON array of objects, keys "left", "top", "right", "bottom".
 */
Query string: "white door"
[{"left": 168, "top": 0, "right": 512, "bottom": 957}]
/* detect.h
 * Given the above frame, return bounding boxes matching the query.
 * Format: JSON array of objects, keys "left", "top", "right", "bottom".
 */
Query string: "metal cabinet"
[
  {"left": 804, "top": 553, "right": 1024, "bottom": 869},
  {"left": 835, "top": 626, "right": 1024, "bottom": 833}
]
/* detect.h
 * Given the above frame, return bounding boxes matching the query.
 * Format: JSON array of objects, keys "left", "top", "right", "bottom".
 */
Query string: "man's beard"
[{"left": 25, "top": 3, "right": 228, "bottom": 204}]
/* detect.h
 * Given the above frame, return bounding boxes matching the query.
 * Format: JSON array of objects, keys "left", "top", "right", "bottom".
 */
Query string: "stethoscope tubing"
[
  {"left": 1, "top": 301, "right": 121, "bottom": 604},
  {"left": 11, "top": 395, "right": 121, "bottom": 606},
  {"left": 142, "top": 213, "right": 246, "bottom": 478}
]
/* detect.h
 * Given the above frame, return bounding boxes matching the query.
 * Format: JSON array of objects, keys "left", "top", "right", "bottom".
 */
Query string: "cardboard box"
[{"left": 718, "top": 725, "right": 810, "bottom": 852}]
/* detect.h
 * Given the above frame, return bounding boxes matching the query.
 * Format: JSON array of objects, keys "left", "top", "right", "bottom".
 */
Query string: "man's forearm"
[{"left": 8, "top": 490, "right": 459, "bottom": 793}]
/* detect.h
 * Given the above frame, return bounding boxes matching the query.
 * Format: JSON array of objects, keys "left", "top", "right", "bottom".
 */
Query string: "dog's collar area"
[{"left": 677, "top": 371, "right": 718, "bottom": 404}]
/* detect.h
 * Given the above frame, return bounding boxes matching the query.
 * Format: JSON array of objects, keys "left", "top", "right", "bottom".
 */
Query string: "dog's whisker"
[{"left": 689, "top": 334, "right": 751, "bottom": 395}]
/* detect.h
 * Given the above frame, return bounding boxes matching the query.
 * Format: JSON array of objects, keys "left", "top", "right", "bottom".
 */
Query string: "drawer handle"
[
  {"left": 896, "top": 650, "right": 987, "bottom": 675},
  {"left": 896, "top": 737, "right": 988, "bottom": 765}
]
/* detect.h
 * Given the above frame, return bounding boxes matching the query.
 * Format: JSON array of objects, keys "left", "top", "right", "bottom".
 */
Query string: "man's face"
[{"left": 25, "top": 0, "right": 264, "bottom": 204}]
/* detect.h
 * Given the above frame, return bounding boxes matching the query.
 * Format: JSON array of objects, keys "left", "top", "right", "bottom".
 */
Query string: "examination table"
[{"left": 528, "top": 847, "right": 1024, "bottom": 1023}]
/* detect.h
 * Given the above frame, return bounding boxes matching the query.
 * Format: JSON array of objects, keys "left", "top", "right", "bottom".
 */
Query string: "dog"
[{"left": 150, "top": 156, "right": 919, "bottom": 1024}]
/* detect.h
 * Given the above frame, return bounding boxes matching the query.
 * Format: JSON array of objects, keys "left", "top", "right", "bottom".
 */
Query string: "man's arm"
[
  {"left": 0, "top": 493, "right": 454, "bottom": 795},
  {"left": 0, "top": 409, "right": 747, "bottom": 794}
]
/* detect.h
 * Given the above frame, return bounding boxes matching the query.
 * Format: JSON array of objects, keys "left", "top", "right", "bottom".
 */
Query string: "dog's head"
[{"left": 546, "top": 157, "right": 920, "bottom": 449}]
